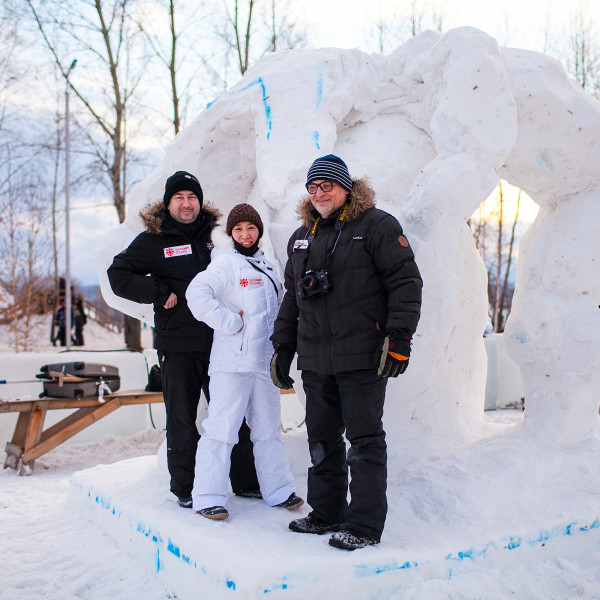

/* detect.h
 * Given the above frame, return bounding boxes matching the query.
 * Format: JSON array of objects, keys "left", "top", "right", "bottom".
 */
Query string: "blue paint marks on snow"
[
  {"left": 232, "top": 77, "right": 273, "bottom": 140},
  {"left": 504, "top": 536, "right": 521, "bottom": 550},
  {"left": 357, "top": 517, "right": 600, "bottom": 584},
  {"left": 167, "top": 539, "right": 181, "bottom": 558},
  {"left": 263, "top": 580, "right": 293, "bottom": 594},
  {"left": 536, "top": 151, "right": 554, "bottom": 172},
  {"left": 516, "top": 332, "right": 526, "bottom": 344},
  {"left": 315, "top": 69, "right": 323, "bottom": 109},
  {"left": 580, "top": 518, "right": 600, "bottom": 532},
  {"left": 355, "top": 558, "right": 421, "bottom": 578},
  {"left": 81, "top": 481, "right": 600, "bottom": 593},
  {"left": 313, "top": 130, "right": 321, "bottom": 150},
  {"left": 204, "top": 77, "right": 273, "bottom": 137}
]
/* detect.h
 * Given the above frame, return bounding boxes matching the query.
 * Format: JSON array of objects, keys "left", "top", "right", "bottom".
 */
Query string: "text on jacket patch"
[
  {"left": 293, "top": 240, "right": 309, "bottom": 250},
  {"left": 164, "top": 244, "right": 192, "bottom": 258},
  {"left": 239, "top": 278, "right": 262, "bottom": 288}
]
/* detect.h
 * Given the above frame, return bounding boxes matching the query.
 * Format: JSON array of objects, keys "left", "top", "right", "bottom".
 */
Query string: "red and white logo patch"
[
  {"left": 164, "top": 244, "right": 192, "bottom": 258},
  {"left": 239, "top": 278, "right": 262, "bottom": 287}
]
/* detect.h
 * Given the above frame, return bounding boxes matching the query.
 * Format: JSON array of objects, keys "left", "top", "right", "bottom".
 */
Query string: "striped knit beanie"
[{"left": 305, "top": 154, "right": 353, "bottom": 192}]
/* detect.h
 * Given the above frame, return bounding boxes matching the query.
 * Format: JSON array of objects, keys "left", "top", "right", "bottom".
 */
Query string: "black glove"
[
  {"left": 270, "top": 346, "right": 295, "bottom": 390},
  {"left": 377, "top": 330, "right": 411, "bottom": 378}
]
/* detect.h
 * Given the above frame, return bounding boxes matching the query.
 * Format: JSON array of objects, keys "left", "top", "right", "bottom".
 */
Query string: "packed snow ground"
[{"left": 3, "top": 411, "right": 600, "bottom": 600}]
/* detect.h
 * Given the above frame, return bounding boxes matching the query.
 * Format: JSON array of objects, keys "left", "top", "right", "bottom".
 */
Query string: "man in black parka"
[
  {"left": 108, "top": 171, "right": 259, "bottom": 508},
  {"left": 270, "top": 155, "right": 422, "bottom": 550}
]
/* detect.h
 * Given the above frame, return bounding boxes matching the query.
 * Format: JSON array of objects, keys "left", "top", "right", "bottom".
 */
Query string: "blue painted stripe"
[
  {"left": 356, "top": 518, "right": 599, "bottom": 581},
  {"left": 206, "top": 77, "right": 272, "bottom": 140},
  {"left": 315, "top": 69, "right": 323, "bottom": 109},
  {"left": 81, "top": 484, "right": 600, "bottom": 592},
  {"left": 313, "top": 130, "right": 320, "bottom": 150}
]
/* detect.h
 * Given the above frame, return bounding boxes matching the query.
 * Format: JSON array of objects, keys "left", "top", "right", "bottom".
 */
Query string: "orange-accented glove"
[{"left": 377, "top": 330, "right": 411, "bottom": 378}]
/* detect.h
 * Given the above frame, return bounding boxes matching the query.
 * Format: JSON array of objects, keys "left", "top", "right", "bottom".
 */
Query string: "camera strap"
[
  {"left": 245, "top": 259, "right": 279, "bottom": 297},
  {"left": 301, "top": 203, "right": 349, "bottom": 272}
]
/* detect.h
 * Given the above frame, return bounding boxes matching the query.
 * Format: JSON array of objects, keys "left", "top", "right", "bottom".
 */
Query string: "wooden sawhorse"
[{"left": 1, "top": 390, "right": 163, "bottom": 475}]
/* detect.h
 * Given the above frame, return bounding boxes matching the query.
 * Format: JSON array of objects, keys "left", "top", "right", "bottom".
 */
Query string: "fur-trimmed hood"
[
  {"left": 297, "top": 177, "right": 375, "bottom": 228},
  {"left": 139, "top": 200, "right": 222, "bottom": 235}
]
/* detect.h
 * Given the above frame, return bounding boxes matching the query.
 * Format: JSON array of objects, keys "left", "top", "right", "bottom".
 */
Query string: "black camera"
[{"left": 296, "top": 268, "right": 332, "bottom": 299}]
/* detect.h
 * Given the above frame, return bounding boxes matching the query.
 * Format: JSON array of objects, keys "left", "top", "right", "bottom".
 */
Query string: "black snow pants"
[
  {"left": 301, "top": 368, "right": 388, "bottom": 541},
  {"left": 158, "top": 350, "right": 259, "bottom": 497}
]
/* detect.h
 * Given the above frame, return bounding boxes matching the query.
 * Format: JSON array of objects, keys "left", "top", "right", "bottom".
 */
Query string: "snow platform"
[{"left": 69, "top": 430, "right": 600, "bottom": 599}]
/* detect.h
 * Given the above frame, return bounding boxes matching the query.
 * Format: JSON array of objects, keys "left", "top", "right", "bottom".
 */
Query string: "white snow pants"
[{"left": 192, "top": 371, "right": 295, "bottom": 511}]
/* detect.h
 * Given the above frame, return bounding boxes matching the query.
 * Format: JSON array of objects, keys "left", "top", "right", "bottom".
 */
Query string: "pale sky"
[{"left": 298, "top": 0, "right": 599, "bottom": 55}]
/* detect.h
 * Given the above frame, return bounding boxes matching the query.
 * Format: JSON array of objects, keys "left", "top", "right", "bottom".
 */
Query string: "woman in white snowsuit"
[{"left": 186, "top": 203, "right": 303, "bottom": 520}]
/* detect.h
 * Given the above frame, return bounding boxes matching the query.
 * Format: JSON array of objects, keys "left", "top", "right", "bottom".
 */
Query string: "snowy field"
[{"left": 3, "top": 409, "right": 600, "bottom": 600}]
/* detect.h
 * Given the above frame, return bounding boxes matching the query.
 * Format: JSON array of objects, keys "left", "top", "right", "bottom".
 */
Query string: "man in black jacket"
[
  {"left": 108, "top": 171, "right": 259, "bottom": 508},
  {"left": 271, "top": 155, "right": 422, "bottom": 550}
]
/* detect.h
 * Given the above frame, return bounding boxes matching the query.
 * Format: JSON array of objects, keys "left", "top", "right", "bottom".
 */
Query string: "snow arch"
[{"left": 97, "top": 27, "right": 600, "bottom": 450}]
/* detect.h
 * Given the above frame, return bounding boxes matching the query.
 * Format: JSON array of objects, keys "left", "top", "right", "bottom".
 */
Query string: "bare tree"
[
  {"left": 234, "top": 0, "right": 255, "bottom": 75},
  {"left": 469, "top": 180, "right": 522, "bottom": 333},
  {"left": 366, "top": 0, "right": 446, "bottom": 54},
  {"left": 268, "top": 0, "right": 306, "bottom": 53},
  {"left": 218, "top": 0, "right": 306, "bottom": 80},
  {"left": 368, "top": 1, "right": 401, "bottom": 53},
  {"left": 24, "top": 0, "right": 146, "bottom": 349},
  {"left": 498, "top": 187, "right": 520, "bottom": 331},
  {"left": 407, "top": 0, "right": 426, "bottom": 37},
  {"left": 135, "top": 0, "right": 216, "bottom": 136},
  {"left": 568, "top": 2, "right": 600, "bottom": 98},
  {"left": 0, "top": 178, "right": 54, "bottom": 351},
  {"left": 431, "top": 0, "right": 446, "bottom": 32}
]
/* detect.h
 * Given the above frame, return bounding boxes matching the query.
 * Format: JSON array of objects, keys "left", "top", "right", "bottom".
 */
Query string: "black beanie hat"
[
  {"left": 305, "top": 154, "right": 353, "bottom": 192},
  {"left": 226, "top": 203, "right": 264, "bottom": 239},
  {"left": 163, "top": 171, "right": 203, "bottom": 208}
]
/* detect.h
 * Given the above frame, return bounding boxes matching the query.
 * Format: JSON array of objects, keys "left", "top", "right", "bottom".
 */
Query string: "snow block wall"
[
  {"left": 70, "top": 451, "right": 600, "bottom": 600},
  {"left": 97, "top": 27, "right": 600, "bottom": 450}
]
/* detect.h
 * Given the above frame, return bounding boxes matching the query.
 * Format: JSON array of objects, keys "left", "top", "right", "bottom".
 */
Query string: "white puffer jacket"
[{"left": 186, "top": 247, "right": 282, "bottom": 374}]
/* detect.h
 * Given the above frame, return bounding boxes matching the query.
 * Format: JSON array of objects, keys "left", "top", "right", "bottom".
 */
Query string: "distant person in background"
[
  {"left": 73, "top": 297, "right": 87, "bottom": 346},
  {"left": 107, "top": 171, "right": 260, "bottom": 509},
  {"left": 186, "top": 204, "right": 303, "bottom": 520},
  {"left": 52, "top": 299, "right": 66, "bottom": 347}
]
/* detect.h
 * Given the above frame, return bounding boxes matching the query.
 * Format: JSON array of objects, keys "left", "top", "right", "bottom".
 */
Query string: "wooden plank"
[
  {"left": 1, "top": 390, "right": 163, "bottom": 473},
  {"left": 39, "top": 406, "right": 99, "bottom": 444},
  {"left": 0, "top": 390, "right": 163, "bottom": 413},
  {"left": 21, "top": 397, "right": 123, "bottom": 464},
  {"left": 18, "top": 402, "right": 48, "bottom": 473},
  {"left": 3, "top": 442, "right": 21, "bottom": 469}
]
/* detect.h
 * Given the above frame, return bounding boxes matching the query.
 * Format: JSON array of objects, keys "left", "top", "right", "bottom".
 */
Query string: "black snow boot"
[
  {"left": 234, "top": 488, "right": 263, "bottom": 499},
  {"left": 329, "top": 529, "right": 380, "bottom": 551},
  {"left": 289, "top": 514, "right": 342, "bottom": 535},
  {"left": 275, "top": 493, "right": 304, "bottom": 510},
  {"left": 177, "top": 495, "right": 193, "bottom": 509}
]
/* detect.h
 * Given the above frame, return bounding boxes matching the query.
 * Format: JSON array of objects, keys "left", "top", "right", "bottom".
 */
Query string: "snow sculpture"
[{"left": 97, "top": 27, "right": 600, "bottom": 450}]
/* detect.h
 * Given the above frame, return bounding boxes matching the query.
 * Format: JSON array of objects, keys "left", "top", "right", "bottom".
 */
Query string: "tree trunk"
[{"left": 124, "top": 315, "right": 142, "bottom": 351}]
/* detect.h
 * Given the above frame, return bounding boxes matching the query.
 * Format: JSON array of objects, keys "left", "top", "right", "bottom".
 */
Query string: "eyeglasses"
[{"left": 306, "top": 181, "right": 334, "bottom": 194}]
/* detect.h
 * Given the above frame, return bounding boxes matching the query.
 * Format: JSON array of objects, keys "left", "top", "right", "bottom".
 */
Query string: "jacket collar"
[{"left": 297, "top": 177, "right": 375, "bottom": 229}]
